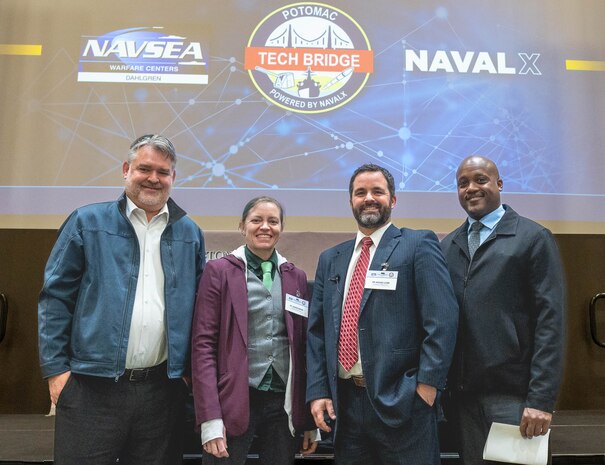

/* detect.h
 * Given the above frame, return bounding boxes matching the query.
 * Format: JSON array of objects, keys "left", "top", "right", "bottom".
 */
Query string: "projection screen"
[{"left": 1, "top": 0, "right": 604, "bottom": 232}]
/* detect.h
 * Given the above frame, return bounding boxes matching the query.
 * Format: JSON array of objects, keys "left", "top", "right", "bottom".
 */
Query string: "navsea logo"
[
  {"left": 245, "top": 2, "right": 373, "bottom": 114},
  {"left": 78, "top": 27, "right": 208, "bottom": 85}
]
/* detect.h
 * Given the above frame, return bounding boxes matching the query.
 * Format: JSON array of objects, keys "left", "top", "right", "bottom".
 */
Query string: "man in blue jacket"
[
  {"left": 38, "top": 134, "right": 205, "bottom": 465},
  {"left": 440, "top": 155, "right": 565, "bottom": 465}
]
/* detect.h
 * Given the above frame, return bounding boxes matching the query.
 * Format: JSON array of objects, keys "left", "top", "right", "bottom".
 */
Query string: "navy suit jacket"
[{"left": 306, "top": 224, "right": 458, "bottom": 436}]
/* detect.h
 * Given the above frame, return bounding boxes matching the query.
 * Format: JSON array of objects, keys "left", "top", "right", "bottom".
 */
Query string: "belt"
[
  {"left": 342, "top": 375, "right": 366, "bottom": 388},
  {"left": 122, "top": 362, "right": 166, "bottom": 382}
]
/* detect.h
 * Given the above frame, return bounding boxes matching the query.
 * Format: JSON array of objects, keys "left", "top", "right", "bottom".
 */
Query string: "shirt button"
[
  {"left": 266, "top": 316, "right": 271, "bottom": 320},
  {"left": 266, "top": 335, "right": 272, "bottom": 340},
  {"left": 266, "top": 296, "right": 272, "bottom": 301}
]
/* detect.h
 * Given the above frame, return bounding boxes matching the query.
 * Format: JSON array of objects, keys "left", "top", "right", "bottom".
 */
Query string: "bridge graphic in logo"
[{"left": 246, "top": 3, "right": 373, "bottom": 114}]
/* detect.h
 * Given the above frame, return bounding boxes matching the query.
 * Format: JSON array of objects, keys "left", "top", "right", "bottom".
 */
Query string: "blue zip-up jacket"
[{"left": 38, "top": 193, "right": 205, "bottom": 380}]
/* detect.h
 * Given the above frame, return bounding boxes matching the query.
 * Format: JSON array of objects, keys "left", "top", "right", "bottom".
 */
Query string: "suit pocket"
[
  {"left": 372, "top": 366, "right": 418, "bottom": 428},
  {"left": 392, "top": 347, "right": 417, "bottom": 355},
  {"left": 391, "top": 347, "right": 419, "bottom": 369}
]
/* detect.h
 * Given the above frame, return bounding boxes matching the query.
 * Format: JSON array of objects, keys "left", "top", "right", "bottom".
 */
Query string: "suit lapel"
[
  {"left": 280, "top": 265, "right": 296, "bottom": 345},
  {"left": 359, "top": 225, "right": 401, "bottom": 313},
  {"left": 332, "top": 241, "right": 354, "bottom": 334},
  {"left": 227, "top": 266, "right": 249, "bottom": 347}
]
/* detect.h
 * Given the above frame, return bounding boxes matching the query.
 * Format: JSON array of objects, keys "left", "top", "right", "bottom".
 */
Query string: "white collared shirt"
[
  {"left": 339, "top": 222, "right": 392, "bottom": 378},
  {"left": 125, "top": 197, "right": 169, "bottom": 369}
]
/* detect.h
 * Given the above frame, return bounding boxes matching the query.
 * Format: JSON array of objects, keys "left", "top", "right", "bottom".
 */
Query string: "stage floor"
[{"left": 1, "top": 410, "right": 604, "bottom": 464}]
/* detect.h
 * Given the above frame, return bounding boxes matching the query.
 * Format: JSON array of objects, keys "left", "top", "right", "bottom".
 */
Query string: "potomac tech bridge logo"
[
  {"left": 77, "top": 27, "right": 208, "bottom": 85},
  {"left": 245, "top": 2, "right": 373, "bottom": 114}
]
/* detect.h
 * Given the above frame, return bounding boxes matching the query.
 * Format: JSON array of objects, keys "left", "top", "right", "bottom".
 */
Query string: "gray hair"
[{"left": 128, "top": 134, "right": 177, "bottom": 168}]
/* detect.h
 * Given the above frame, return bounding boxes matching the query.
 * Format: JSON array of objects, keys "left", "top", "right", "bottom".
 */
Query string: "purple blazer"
[{"left": 191, "top": 252, "right": 313, "bottom": 436}]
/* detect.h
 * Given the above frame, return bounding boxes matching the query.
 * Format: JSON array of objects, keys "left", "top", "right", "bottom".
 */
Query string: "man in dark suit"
[
  {"left": 440, "top": 155, "right": 565, "bottom": 465},
  {"left": 306, "top": 163, "right": 459, "bottom": 464}
]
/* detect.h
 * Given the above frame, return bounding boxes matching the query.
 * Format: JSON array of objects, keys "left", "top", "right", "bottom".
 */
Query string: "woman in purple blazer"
[{"left": 191, "top": 196, "right": 318, "bottom": 465}]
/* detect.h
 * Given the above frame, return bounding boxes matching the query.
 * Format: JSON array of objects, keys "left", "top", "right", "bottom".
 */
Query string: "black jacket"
[{"left": 441, "top": 205, "right": 565, "bottom": 412}]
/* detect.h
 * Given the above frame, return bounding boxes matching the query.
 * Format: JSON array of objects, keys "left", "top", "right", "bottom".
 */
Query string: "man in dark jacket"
[{"left": 440, "top": 155, "right": 565, "bottom": 465}]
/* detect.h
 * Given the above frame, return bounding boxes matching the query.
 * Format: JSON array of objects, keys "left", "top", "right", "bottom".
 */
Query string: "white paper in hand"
[{"left": 483, "top": 422, "right": 550, "bottom": 465}]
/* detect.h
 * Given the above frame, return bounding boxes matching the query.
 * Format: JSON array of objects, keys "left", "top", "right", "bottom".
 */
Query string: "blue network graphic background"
[{"left": 9, "top": 0, "right": 604, "bottom": 220}]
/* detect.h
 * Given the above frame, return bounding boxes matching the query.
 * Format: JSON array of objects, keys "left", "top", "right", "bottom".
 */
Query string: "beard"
[
  {"left": 136, "top": 189, "right": 166, "bottom": 206},
  {"left": 353, "top": 203, "right": 391, "bottom": 229},
  {"left": 125, "top": 182, "right": 169, "bottom": 212}
]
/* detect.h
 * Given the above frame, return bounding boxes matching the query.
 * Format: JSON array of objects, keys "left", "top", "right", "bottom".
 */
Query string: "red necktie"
[{"left": 339, "top": 236, "right": 373, "bottom": 371}]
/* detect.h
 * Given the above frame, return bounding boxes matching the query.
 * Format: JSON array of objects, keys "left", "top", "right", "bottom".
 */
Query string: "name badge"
[
  {"left": 285, "top": 294, "right": 309, "bottom": 318},
  {"left": 365, "top": 270, "right": 398, "bottom": 290}
]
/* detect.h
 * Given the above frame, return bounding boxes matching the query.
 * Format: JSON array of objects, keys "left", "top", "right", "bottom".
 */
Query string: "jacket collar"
[
  {"left": 331, "top": 224, "right": 401, "bottom": 329},
  {"left": 229, "top": 245, "right": 291, "bottom": 272},
  {"left": 117, "top": 192, "right": 187, "bottom": 225},
  {"left": 452, "top": 204, "right": 519, "bottom": 252},
  {"left": 333, "top": 224, "right": 401, "bottom": 274},
  {"left": 489, "top": 204, "right": 519, "bottom": 236}
]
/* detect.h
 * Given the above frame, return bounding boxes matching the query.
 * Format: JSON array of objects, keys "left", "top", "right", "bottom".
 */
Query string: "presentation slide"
[{"left": 1, "top": 0, "right": 604, "bottom": 230}]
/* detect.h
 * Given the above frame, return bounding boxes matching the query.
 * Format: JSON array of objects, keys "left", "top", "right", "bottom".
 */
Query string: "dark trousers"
[
  {"left": 453, "top": 392, "right": 525, "bottom": 465},
  {"left": 335, "top": 379, "right": 440, "bottom": 465},
  {"left": 202, "top": 388, "right": 297, "bottom": 465},
  {"left": 54, "top": 371, "right": 187, "bottom": 465}
]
